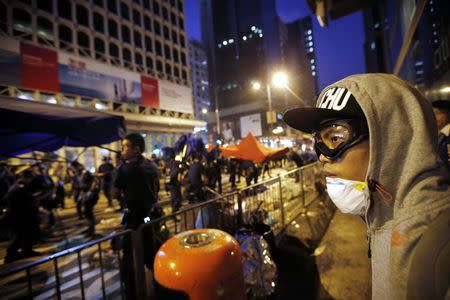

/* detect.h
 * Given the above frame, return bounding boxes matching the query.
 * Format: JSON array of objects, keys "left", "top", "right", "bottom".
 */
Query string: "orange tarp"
[{"left": 212, "top": 133, "right": 289, "bottom": 163}]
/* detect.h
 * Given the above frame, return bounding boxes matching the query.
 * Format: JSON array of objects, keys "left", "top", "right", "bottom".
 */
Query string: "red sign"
[
  {"left": 141, "top": 75, "right": 159, "bottom": 107},
  {"left": 20, "top": 42, "right": 59, "bottom": 92}
]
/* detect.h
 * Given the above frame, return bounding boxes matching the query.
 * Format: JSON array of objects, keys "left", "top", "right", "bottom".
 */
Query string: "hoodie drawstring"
[{"left": 368, "top": 179, "right": 393, "bottom": 205}]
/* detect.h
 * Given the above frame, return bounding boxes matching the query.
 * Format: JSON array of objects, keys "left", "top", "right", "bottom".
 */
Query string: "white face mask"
[{"left": 325, "top": 177, "right": 369, "bottom": 216}]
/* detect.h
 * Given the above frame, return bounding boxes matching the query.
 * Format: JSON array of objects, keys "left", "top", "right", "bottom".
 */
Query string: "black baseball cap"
[{"left": 283, "top": 87, "right": 366, "bottom": 133}]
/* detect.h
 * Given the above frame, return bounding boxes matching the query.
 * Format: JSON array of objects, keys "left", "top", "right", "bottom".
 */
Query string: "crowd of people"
[{"left": 0, "top": 138, "right": 315, "bottom": 266}]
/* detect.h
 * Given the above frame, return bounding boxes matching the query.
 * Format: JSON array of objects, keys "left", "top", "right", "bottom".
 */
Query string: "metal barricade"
[
  {"left": 0, "top": 162, "right": 330, "bottom": 299},
  {"left": 0, "top": 230, "right": 131, "bottom": 300}
]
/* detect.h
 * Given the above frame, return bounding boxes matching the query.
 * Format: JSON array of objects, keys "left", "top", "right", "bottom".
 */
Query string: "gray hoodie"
[{"left": 319, "top": 74, "right": 449, "bottom": 299}]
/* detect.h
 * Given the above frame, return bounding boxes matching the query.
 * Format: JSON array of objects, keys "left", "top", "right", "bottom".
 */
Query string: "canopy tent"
[
  {"left": 0, "top": 97, "right": 126, "bottom": 159},
  {"left": 212, "top": 133, "right": 289, "bottom": 163}
]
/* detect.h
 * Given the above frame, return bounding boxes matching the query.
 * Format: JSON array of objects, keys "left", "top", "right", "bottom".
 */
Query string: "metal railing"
[{"left": 0, "top": 162, "right": 333, "bottom": 299}]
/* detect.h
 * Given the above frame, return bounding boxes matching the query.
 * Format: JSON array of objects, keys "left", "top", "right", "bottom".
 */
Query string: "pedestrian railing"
[{"left": 0, "top": 162, "right": 332, "bottom": 299}]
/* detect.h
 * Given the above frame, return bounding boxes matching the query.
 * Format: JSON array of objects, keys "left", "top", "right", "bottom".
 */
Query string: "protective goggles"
[{"left": 312, "top": 119, "right": 368, "bottom": 160}]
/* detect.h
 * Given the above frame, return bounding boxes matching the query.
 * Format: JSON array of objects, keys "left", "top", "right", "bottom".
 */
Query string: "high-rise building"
[
  {"left": 362, "top": 0, "right": 449, "bottom": 100},
  {"left": 0, "top": 0, "right": 205, "bottom": 168},
  {"left": 308, "top": 0, "right": 449, "bottom": 101},
  {"left": 285, "top": 16, "right": 318, "bottom": 107},
  {"left": 200, "top": 0, "right": 316, "bottom": 140},
  {"left": 188, "top": 39, "right": 210, "bottom": 121}
]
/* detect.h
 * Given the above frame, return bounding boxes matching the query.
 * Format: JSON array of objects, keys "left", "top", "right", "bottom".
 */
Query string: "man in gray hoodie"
[{"left": 283, "top": 73, "right": 449, "bottom": 299}]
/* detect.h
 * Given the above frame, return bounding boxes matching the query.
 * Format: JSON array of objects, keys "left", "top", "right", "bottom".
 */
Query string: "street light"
[
  {"left": 272, "top": 72, "right": 288, "bottom": 87},
  {"left": 252, "top": 79, "right": 275, "bottom": 124},
  {"left": 251, "top": 81, "right": 262, "bottom": 91},
  {"left": 252, "top": 71, "right": 305, "bottom": 127},
  {"left": 271, "top": 71, "right": 305, "bottom": 105},
  {"left": 214, "top": 85, "right": 221, "bottom": 135},
  {"left": 201, "top": 108, "right": 208, "bottom": 114}
]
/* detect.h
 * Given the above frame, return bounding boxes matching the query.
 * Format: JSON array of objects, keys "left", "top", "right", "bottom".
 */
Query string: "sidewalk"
[
  {"left": 273, "top": 199, "right": 371, "bottom": 299},
  {"left": 315, "top": 211, "right": 371, "bottom": 299}
]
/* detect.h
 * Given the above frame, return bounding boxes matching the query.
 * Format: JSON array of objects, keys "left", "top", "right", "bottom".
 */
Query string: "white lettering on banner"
[{"left": 317, "top": 87, "right": 351, "bottom": 111}]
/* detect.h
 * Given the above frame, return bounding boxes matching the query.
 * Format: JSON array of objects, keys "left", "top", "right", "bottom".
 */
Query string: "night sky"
[{"left": 184, "top": 0, "right": 366, "bottom": 91}]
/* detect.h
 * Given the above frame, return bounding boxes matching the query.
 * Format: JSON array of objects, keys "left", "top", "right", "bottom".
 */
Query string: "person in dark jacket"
[
  {"left": 97, "top": 156, "right": 115, "bottom": 207},
  {"left": 167, "top": 155, "right": 183, "bottom": 213},
  {"left": 3, "top": 171, "right": 41, "bottom": 263},
  {"left": 80, "top": 171, "right": 99, "bottom": 237},
  {"left": 185, "top": 154, "right": 205, "bottom": 202},
  {"left": 228, "top": 159, "right": 238, "bottom": 188},
  {"left": 112, "top": 133, "right": 160, "bottom": 299}
]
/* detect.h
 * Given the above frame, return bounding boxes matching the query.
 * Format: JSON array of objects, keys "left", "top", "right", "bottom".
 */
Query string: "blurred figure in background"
[
  {"left": 69, "top": 161, "right": 84, "bottom": 219},
  {"left": 80, "top": 170, "right": 100, "bottom": 237},
  {"left": 167, "top": 153, "right": 183, "bottom": 213},
  {"left": 185, "top": 154, "right": 206, "bottom": 203},
  {"left": 228, "top": 159, "right": 238, "bottom": 189},
  {"left": 261, "top": 161, "right": 272, "bottom": 179},
  {"left": 3, "top": 170, "right": 42, "bottom": 263},
  {"left": 432, "top": 99, "right": 450, "bottom": 171},
  {"left": 97, "top": 156, "right": 115, "bottom": 207}
]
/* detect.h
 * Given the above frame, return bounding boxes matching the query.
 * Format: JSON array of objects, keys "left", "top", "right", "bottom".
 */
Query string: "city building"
[
  {"left": 0, "top": 0, "right": 205, "bottom": 169},
  {"left": 200, "top": 0, "right": 316, "bottom": 142},
  {"left": 364, "top": 0, "right": 449, "bottom": 101},
  {"left": 285, "top": 16, "right": 318, "bottom": 105},
  {"left": 188, "top": 39, "right": 210, "bottom": 121},
  {"left": 307, "top": 0, "right": 449, "bottom": 101}
]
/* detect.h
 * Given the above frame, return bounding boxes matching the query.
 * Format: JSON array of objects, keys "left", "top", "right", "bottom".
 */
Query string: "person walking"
[
  {"left": 3, "top": 171, "right": 41, "bottom": 263},
  {"left": 97, "top": 156, "right": 115, "bottom": 207},
  {"left": 80, "top": 170, "right": 99, "bottom": 237}
]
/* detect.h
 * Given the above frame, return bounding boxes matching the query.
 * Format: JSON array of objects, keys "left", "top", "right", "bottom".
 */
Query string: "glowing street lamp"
[
  {"left": 272, "top": 71, "right": 304, "bottom": 104},
  {"left": 251, "top": 81, "right": 262, "bottom": 91},
  {"left": 272, "top": 71, "right": 288, "bottom": 87},
  {"left": 201, "top": 108, "right": 208, "bottom": 114}
]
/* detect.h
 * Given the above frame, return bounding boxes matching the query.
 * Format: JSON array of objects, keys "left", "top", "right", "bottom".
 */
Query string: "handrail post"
[
  {"left": 300, "top": 168, "right": 306, "bottom": 208},
  {"left": 132, "top": 229, "right": 148, "bottom": 299},
  {"left": 237, "top": 191, "right": 244, "bottom": 227},
  {"left": 278, "top": 176, "right": 285, "bottom": 227}
]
